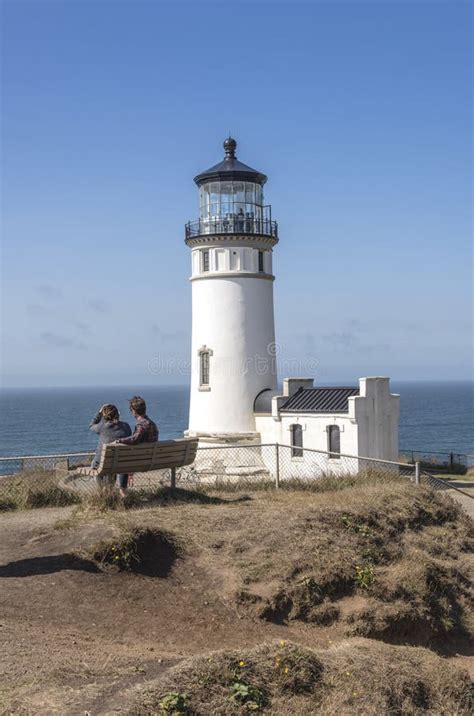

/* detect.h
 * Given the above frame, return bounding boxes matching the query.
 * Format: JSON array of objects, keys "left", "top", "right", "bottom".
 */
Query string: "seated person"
[
  {"left": 116, "top": 395, "right": 159, "bottom": 445},
  {"left": 89, "top": 403, "right": 132, "bottom": 496}
]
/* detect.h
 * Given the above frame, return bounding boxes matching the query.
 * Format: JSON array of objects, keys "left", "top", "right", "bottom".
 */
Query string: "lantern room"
[{"left": 185, "top": 137, "right": 278, "bottom": 240}]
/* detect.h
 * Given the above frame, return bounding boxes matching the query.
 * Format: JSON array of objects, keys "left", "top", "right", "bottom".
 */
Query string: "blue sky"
[{"left": 1, "top": 0, "right": 472, "bottom": 387}]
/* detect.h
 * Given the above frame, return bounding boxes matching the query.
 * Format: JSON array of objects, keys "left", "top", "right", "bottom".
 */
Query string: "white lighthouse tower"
[{"left": 185, "top": 137, "right": 279, "bottom": 441}]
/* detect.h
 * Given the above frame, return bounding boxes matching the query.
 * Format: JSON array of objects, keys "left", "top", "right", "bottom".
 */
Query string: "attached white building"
[
  {"left": 184, "top": 138, "right": 400, "bottom": 476},
  {"left": 255, "top": 376, "right": 400, "bottom": 477}
]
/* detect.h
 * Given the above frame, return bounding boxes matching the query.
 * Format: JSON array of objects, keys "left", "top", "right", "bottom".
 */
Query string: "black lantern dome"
[
  {"left": 185, "top": 137, "right": 277, "bottom": 243},
  {"left": 194, "top": 137, "right": 267, "bottom": 186}
]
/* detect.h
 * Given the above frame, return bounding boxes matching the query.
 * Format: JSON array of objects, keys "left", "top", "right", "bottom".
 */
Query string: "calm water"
[{"left": 0, "top": 381, "right": 472, "bottom": 458}]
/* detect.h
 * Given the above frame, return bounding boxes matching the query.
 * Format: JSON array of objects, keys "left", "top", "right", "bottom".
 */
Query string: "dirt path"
[
  {"left": 0, "top": 491, "right": 472, "bottom": 715},
  {"left": 0, "top": 504, "right": 337, "bottom": 714},
  {"left": 446, "top": 487, "right": 474, "bottom": 517}
]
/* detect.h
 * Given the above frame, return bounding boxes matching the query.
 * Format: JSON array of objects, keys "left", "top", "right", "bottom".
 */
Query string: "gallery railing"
[{"left": 185, "top": 216, "right": 278, "bottom": 240}]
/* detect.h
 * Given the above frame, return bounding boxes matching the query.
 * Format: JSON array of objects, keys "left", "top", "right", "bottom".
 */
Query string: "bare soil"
[{"left": 0, "top": 485, "right": 472, "bottom": 715}]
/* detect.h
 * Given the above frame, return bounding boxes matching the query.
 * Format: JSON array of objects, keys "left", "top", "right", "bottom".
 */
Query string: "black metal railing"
[
  {"left": 185, "top": 216, "right": 278, "bottom": 240},
  {"left": 399, "top": 448, "right": 472, "bottom": 474}
]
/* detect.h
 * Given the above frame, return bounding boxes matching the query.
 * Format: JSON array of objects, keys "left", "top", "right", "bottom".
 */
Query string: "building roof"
[
  {"left": 194, "top": 137, "right": 267, "bottom": 186},
  {"left": 280, "top": 387, "right": 360, "bottom": 413}
]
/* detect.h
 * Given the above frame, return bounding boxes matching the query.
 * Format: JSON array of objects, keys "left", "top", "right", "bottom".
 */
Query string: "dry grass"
[
  {"left": 71, "top": 481, "right": 473, "bottom": 649},
  {"left": 183, "top": 483, "right": 473, "bottom": 645},
  {"left": 204, "top": 470, "right": 408, "bottom": 494},
  {"left": 79, "top": 485, "right": 231, "bottom": 513},
  {"left": 87, "top": 526, "right": 181, "bottom": 577},
  {"left": 0, "top": 469, "right": 80, "bottom": 510},
  {"left": 128, "top": 638, "right": 473, "bottom": 715},
  {"left": 118, "top": 481, "right": 472, "bottom": 648},
  {"left": 346, "top": 525, "right": 474, "bottom": 643},
  {"left": 1, "top": 480, "right": 472, "bottom": 714}
]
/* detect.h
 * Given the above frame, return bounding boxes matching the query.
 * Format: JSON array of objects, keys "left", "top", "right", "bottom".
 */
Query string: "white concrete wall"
[
  {"left": 188, "top": 273, "right": 277, "bottom": 435},
  {"left": 191, "top": 246, "right": 272, "bottom": 277},
  {"left": 350, "top": 377, "right": 400, "bottom": 462},
  {"left": 255, "top": 376, "right": 400, "bottom": 478},
  {"left": 256, "top": 413, "right": 360, "bottom": 478}
]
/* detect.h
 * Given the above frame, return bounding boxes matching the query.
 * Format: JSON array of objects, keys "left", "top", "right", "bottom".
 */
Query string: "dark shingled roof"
[
  {"left": 280, "top": 387, "right": 360, "bottom": 413},
  {"left": 194, "top": 137, "right": 267, "bottom": 186}
]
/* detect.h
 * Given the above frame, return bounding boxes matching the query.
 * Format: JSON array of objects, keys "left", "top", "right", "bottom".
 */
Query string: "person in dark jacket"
[
  {"left": 116, "top": 395, "right": 159, "bottom": 445},
  {"left": 89, "top": 403, "right": 132, "bottom": 496}
]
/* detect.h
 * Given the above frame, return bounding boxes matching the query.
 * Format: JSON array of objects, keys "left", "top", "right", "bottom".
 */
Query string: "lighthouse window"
[
  {"left": 290, "top": 424, "right": 303, "bottom": 458},
  {"left": 202, "top": 250, "right": 210, "bottom": 272},
  {"left": 327, "top": 425, "right": 341, "bottom": 458},
  {"left": 245, "top": 182, "right": 255, "bottom": 204},
  {"left": 200, "top": 351, "right": 210, "bottom": 387},
  {"left": 258, "top": 251, "right": 264, "bottom": 273}
]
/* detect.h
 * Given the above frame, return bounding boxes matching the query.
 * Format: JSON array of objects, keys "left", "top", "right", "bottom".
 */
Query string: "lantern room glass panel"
[
  {"left": 199, "top": 185, "right": 210, "bottom": 219},
  {"left": 220, "top": 182, "right": 233, "bottom": 219},
  {"left": 197, "top": 180, "right": 267, "bottom": 233},
  {"left": 209, "top": 183, "right": 220, "bottom": 219}
]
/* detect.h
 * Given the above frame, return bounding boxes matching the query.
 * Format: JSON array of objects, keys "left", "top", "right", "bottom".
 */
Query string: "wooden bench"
[{"left": 78, "top": 438, "right": 199, "bottom": 488}]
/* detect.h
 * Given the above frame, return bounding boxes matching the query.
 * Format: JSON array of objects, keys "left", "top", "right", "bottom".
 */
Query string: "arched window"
[
  {"left": 197, "top": 346, "right": 213, "bottom": 390},
  {"left": 200, "top": 351, "right": 210, "bottom": 386},
  {"left": 290, "top": 424, "right": 303, "bottom": 457},
  {"left": 327, "top": 425, "right": 341, "bottom": 459}
]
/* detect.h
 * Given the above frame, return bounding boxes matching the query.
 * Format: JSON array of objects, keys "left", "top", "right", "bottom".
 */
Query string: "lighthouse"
[
  {"left": 182, "top": 137, "right": 400, "bottom": 474},
  {"left": 185, "top": 137, "right": 278, "bottom": 440}
]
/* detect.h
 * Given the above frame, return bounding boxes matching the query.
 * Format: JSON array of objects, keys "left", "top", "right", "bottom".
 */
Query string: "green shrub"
[
  {"left": 355, "top": 563, "right": 375, "bottom": 589},
  {"left": 229, "top": 681, "right": 266, "bottom": 710},
  {"left": 158, "top": 691, "right": 188, "bottom": 714}
]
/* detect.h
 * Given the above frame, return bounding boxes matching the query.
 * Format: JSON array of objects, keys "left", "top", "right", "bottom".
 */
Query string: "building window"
[
  {"left": 198, "top": 346, "right": 213, "bottom": 389},
  {"left": 258, "top": 250, "right": 264, "bottom": 273},
  {"left": 327, "top": 425, "right": 341, "bottom": 458},
  {"left": 202, "top": 250, "right": 210, "bottom": 272},
  {"left": 200, "top": 351, "right": 210, "bottom": 386},
  {"left": 290, "top": 424, "right": 303, "bottom": 457}
]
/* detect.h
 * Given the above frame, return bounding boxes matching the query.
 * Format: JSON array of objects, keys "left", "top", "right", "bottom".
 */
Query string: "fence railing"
[
  {"left": 0, "top": 442, "right": 422, "bottom": 507},
  {"left": 399, "top": 448, "right": 474, "bottom": 474},
  {"left": 0, "top": 443, "right": 471, "bottom": 509}
]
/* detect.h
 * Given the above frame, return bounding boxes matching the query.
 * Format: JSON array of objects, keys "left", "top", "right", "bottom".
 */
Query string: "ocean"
[{"left": 0, "top": 381, "right": 472, "bottom": 459}]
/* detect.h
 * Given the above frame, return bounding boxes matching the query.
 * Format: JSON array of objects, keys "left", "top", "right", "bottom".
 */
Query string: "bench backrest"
[{"left": 97, "top": 438, "right": 199, "bottom": 475}]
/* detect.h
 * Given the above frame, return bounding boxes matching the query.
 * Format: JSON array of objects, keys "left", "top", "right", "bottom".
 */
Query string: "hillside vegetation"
[
  {"left": 0, "top": 480, "right": 472, "bottom": 714},
  {"left": 129, "top": 639, "right": 473, "bottom": 716}
]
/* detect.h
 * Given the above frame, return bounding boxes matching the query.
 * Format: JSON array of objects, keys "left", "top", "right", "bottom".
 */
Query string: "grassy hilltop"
[{"left": 0, "top": 480, "right": 472, "bottom": 714}]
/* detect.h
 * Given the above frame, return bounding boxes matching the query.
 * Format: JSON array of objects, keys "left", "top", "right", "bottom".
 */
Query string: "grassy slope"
[
  {"left": 91, "top": 483, "right": 473, "bottom": 646},
  {"left": 129, "top": 639, "right": 473, "bottom": 716},
  {"left": 1, "top": 480, "right": 472, "bottom": 714}
]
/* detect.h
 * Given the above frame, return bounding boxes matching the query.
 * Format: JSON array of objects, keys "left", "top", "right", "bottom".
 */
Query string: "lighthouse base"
[{"left": 183, "top": 431, "right": 271, "bottom": 484}]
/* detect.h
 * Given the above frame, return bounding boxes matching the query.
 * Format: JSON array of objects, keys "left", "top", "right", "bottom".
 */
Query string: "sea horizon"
[
  {"left": 2, "top": 377, "right": 473, "bottom": 390},
  {"left": 0, "top": 380, "right": 472, "bottom": 459}
]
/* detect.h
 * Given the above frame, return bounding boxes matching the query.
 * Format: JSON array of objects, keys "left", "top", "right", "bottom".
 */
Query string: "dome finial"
[{"left": 223, "top": 136, "right": 237, "bottom": 158}]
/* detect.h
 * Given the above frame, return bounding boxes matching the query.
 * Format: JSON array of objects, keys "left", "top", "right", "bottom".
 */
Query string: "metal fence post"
[
  {"left": 170, "top": 467, "right": 176, "bottom": 490},
  {"left": 274, "top": 443, "right": 280, "bottom": 489},
  {"left": 415, "top": 461, "right": 420, "bottom": 486}
]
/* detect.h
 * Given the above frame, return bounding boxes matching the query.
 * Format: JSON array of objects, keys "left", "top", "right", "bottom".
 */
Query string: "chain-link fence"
[
  {"left": 0, "top": 442, "right": 430, "bottom": 510},
  {"left": 0, "top": 452, "right": 95, "bottom": 509},
  {"left": 182, "top": 443, "right": 418, "bottom": 491}
]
